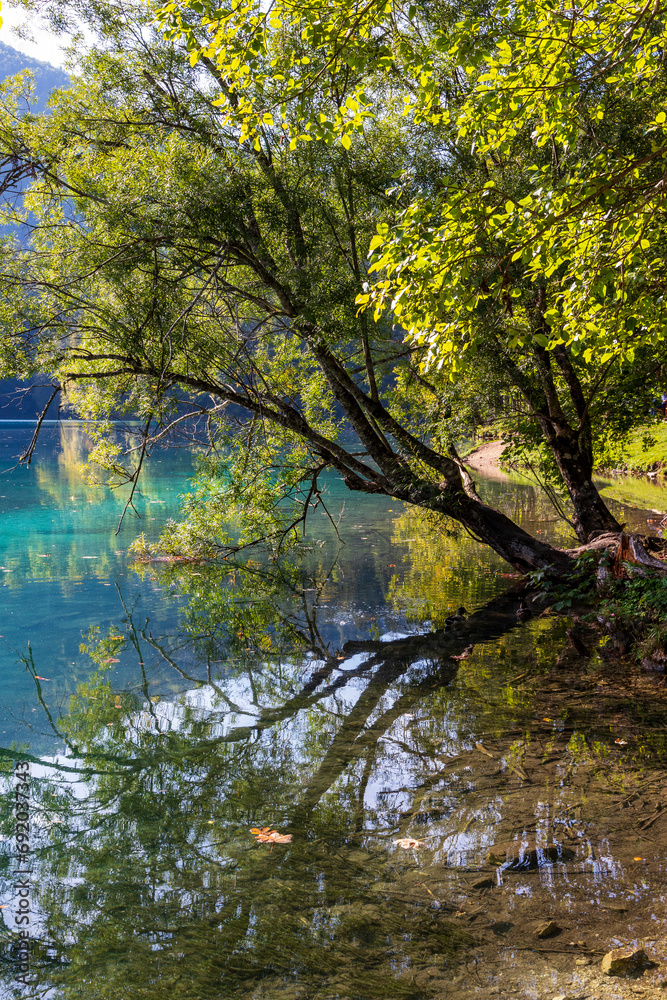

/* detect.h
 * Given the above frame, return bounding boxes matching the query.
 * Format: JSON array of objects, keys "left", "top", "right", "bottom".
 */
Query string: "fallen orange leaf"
[{"left": 251, "top": 827, "right": 292, "bottom": 844}]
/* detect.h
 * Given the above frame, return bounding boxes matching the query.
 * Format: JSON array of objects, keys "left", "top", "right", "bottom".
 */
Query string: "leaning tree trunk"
[
  {"left": 300, "top": 335, "right": 575, "bottom": 573},
  {"left": 393, "top": 476, "right": 573, "bottom": 574}
]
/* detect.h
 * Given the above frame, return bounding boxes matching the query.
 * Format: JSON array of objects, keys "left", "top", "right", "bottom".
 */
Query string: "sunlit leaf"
[{"left": 393, "top": 837, "right": 425, "bottom": 849}]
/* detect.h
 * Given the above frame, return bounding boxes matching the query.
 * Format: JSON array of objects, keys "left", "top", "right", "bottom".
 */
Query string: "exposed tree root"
[{"left": 564, "top": 531, "right": 667, "bottom": 578}]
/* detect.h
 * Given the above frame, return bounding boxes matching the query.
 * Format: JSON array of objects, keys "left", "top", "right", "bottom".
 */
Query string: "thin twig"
[{"left": 17, "top": 384, "right": 61, "bottom": 468}]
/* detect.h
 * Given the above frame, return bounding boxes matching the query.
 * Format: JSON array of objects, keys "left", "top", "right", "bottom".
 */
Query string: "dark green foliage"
[
  {"left": 600, "top": 572, "right": 667, "bottom": 629},
  {"left": 530, "top": 552, "right": 599, "bottom": 612}
]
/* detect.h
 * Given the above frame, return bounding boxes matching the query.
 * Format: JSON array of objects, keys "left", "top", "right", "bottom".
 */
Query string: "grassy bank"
[{"left": 599, "top": 420, "right": 667, "bottom": 475}]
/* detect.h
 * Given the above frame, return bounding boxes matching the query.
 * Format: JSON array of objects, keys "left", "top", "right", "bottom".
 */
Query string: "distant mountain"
[
  {"left": 0, "top": 40, "right": 69, "bottom": 111},
  {"left": 0, "top": 42, "right": 70, "bottom": 418}
]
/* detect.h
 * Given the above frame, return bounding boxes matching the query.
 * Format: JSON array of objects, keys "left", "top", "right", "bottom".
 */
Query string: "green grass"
[
  {"left": 598, "top": 420, "right": 667, "bottom": 474},
  {"left": 593, "top": 420, "right": 667, "bottom": 510}
]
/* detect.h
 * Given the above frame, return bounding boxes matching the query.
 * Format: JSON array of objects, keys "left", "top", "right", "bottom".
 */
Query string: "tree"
[
  {"left": 158, "top": 0, "right": 667, "bottom": 544},
  {"left": 358, "top": 0, "right": 667, "bottom": 541},
  {"left": 0, "top": 0, "right": 660, "bottom": 572}
]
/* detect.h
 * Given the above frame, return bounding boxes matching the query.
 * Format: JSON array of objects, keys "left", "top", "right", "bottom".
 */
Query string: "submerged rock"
[
  {"left": 485, "top": 840, "right": 568, "bottom": 868},
  {"left": 601, "top": 945, "right": 648, "bottom": 976},
  {"left": 470, "top": 876, "right": 495, "bottom": 890},
  {"left": 534, "top": 919, "right": 561, "bottom": 939},
  {"left": 489, "top": 920, "right": 513, "bottom": 935}
]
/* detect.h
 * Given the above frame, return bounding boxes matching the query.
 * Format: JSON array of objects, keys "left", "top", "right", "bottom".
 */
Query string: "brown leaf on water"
[
  {"left": 250, "top": 826, "right": 292, "bottom": 844},
  {"left": 450, "top": 645, "right": 474, "bottom": 661},
  {"left": 393, "top": 837, "right": 425, "bottom": 849}
]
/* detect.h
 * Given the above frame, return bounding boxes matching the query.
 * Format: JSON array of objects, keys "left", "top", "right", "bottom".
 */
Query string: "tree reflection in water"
[
  {"left": 2, "top": 541, "right": 666, "bottom": 1000},
  {"left": 0, "top": 558, "right": 535, "bottom": 1000}
]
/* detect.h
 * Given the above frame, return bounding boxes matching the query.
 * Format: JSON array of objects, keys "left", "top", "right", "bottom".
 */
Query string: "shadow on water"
[{"left": 0, "top": 424, "right": 666, "bottom": 999}]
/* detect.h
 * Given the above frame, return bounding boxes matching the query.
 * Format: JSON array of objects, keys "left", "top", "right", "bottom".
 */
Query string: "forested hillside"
[
  {"left": 0, "top": 41, "right": 68, "bottom": 109},
  {"left": 0, "top": 41, "right": 69, "bottom": 416}
]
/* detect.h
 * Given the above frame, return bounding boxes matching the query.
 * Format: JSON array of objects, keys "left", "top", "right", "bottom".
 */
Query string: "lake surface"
[{"left": 0, "top": 423, "right": 666, "bottom": 1000}]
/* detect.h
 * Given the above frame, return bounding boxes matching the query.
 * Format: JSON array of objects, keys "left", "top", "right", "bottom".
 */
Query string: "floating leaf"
[
  {"left": 251, "top": 826, "right": 292, "bottom": 844},
  {"left": 450, "top": 644, "right": 474, "bottom": 661},
  {"left": 393, "top": 837, "right": 425, "bottom": 849}
]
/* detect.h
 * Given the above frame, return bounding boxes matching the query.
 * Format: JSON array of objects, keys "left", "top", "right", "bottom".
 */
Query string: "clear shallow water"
[{"left": 0, "top": 425, "right": 666, "bottom": 1000}]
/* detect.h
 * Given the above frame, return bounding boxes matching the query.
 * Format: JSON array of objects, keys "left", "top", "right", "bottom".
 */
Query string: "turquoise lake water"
[{"left": 0, "top": 422, "right": 199, "bottom": 750}]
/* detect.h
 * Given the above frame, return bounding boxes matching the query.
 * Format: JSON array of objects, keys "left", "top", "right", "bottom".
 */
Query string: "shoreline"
[
  {"left": 464, "top": 439, "right": 510, "bottom": 479},
  {"left": 466, "top": 439, "right": 667, "bottom": 482}
]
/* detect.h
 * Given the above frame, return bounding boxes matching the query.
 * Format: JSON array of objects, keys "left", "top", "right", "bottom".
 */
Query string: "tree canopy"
[{"left": 159, "top": 0, "right": 667, "bottom": 367}]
